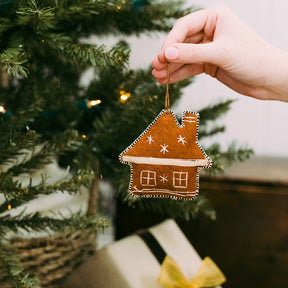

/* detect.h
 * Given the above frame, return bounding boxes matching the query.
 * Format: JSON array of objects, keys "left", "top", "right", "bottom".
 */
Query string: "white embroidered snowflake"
[
  {"left": 177, "top": 135, "right": 187, "bottom": 145},
  {"left": 160, "top": 144, "right": 169, "bottom": 154},
  {"left": 147, "top": 135, "right": 154, "bottom": 144},
  {"left": 160, "top": 175, "right": 168, "bottom": 183}
]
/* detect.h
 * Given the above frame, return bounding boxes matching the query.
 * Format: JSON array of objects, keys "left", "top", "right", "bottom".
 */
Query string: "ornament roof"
[{"left": 120, "top": 109, "right": 212, "bottom": 168}]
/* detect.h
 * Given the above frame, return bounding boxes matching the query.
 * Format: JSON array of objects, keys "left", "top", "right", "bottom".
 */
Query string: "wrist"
[{"left": 264, "top": 48, "right": 288, "bottom": 102}]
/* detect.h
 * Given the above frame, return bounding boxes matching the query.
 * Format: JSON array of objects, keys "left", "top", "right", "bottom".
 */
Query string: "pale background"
[{"left": 128, "top": 0, "right": 288, "bottom": 157}]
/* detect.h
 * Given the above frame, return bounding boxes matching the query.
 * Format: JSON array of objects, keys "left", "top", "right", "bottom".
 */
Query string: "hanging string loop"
[{"left": 165, "top": 63, "right": 171, "bottom": 111}]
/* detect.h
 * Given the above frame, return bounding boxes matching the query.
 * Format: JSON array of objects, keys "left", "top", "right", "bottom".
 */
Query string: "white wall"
[{"left": 129, "top": 0, "right": 288, "bottom": 157}]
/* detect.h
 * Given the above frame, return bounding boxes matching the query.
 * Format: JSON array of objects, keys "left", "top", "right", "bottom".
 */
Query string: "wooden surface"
[
  {"left": 116, "top": 156, "right": 288, "bottom": 288},
  {"left": 183, "top": 177, "right": 288, "bottom": 288}
]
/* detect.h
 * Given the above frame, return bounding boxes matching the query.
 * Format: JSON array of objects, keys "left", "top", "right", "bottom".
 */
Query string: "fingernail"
[{"left": 165, "top": 47, "right": 179, "bottom": 60}]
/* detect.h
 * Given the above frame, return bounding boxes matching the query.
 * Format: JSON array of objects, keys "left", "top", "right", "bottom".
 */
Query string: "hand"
[{"left": 152, "top": 4, "right": 288, "bottom": 102}]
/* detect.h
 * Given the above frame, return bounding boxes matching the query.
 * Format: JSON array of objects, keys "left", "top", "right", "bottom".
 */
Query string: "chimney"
[{"left": 183, "top": 112, "right": 198, "bottom": 138}]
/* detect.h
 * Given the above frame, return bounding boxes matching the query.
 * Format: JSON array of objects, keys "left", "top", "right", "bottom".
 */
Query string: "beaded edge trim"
[{"left": 118, "top": 109, "right": 213, "bottom": 200}]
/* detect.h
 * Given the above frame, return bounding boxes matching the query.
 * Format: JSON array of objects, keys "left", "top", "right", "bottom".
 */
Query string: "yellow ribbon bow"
[{"left": 158, "top": 255, "right": 226, "bottom": 288}]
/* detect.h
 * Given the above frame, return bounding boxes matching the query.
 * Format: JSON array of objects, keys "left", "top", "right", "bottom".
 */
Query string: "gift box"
[{"left": 63, "top": 219, "right": 225, "bottom": 288}]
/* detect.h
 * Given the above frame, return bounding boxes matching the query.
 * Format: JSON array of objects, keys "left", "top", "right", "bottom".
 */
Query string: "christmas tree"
[{"left": 0, "top": 0, "right": 252, "bottom": 286}]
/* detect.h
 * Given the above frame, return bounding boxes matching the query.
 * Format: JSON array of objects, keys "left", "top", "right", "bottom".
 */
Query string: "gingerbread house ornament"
[{"left": 119, "top": 109, "right": 212, "bottom": 200}]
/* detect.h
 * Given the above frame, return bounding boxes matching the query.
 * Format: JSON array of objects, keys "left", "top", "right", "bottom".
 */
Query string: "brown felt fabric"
[{"left": 120, "top": 110, "right": 211, "bottom": 200}]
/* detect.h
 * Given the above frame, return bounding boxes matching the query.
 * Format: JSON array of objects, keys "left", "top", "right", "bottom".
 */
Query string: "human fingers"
[
  {"left": 152, "top": 63, "right": 183, "bottom": 80},
  {"left": 184, "top": 31, "right": 205, "bottom": 44},
  {"left": 153, "top": 40, "right": 221, "bottom": 83},
  {"left": 152, "top": 63, "right": 204, "bottom": 84},
  {"left": 152, "top": 52, "right": 184, "bottom": 74},
  {"left": 164, "top": 42, "right": 222, "bottom": 66},
  {"left": 161, "top": 8, "right": 210, "bottom": 51},
  {"left": 152, "top": 41, "right": 220, "bottom": 84},
  {"left": 152, "top": 9, "right": 210, "bottom": 70},
  {"left": 152, "top": 32, "right": 204, "bottom": 73},
  {"left": 152, "top": 53, "right": 167, "bottom": 70}
]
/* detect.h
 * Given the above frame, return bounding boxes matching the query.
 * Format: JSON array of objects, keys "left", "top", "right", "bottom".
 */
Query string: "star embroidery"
[
  {"left": 147, "top": 135, "right": 154, "bottom": 144},
  {"left": 160, "top": 144, "right": 169, "bottom": 154},
  {"left": 177, "top": 135, "right": 187, "bottom": 145},
  {"left": 160, "top": 175, "right": 168, "bottom": 183}
]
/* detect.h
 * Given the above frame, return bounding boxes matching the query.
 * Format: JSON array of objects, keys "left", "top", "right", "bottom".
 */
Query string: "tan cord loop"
[{"left": 165, "top": 63, "right": 171, "bottom": 111}]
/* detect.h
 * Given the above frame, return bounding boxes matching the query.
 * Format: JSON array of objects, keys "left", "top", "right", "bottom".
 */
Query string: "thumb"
[{"left": 164, "top": 42, "right": 221, "bottom": 66}]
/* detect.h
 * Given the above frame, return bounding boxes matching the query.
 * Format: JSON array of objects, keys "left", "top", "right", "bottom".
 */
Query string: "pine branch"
[
  {"left": 0, "top": 173, "right": 29, "bottom": 198},
  {"left": 64, "top": 42, "right": 129, "bottom": 68},
  {"left": 205, "top": 142, "right": 254, "bottom": 176},
  {"left": 0, "top": 170, "right": 94, "bottom": 213},
  {"left": 9, "top": 129, "right": 85, "bottom": 176},
  {"left": 0, "top": 129, "right": 40, "bottom": 168},
  {"left": 0, "top": 17, "right": 12, "bottom": 36},
  {"left": 198, "top": 99, "right": 235, "bottom": 125},
  {"left": 0, "top": 105, "right": 41, "bottom": 135},
  {"left": 139, "top": 0, "right": 194, "bottom": 31},
  {"left": 0, "top": 49, "right": 28, "bottom": 78},
  {"left": 6, "top": 144, "right": 53, "bottom": 177},
  {"left": 55, "top": 0, "right": 124, "bottom": 19},
  {"left": 53, "top": 0, "right": 194, "bottom": 36},
  {"left": 3, "top": 128, "right": 87, "bottom": 177},
  {"left": 1, "top": 128, "right": 84, "bottom": 176},
  {"left": 51, "top": 128, "right": 84, "bottom": 151},
  {"left": 16, "top": 0, "right": 55, "bottom": 31},
  {"left": 224, "top": 142, "right": 254, "bottom": 163},
  {"left": 119, "top": 190, "right": 216, "bottom": 221},
  {"left": 41, "top": 33, "right": 130, "bottom": 68},
  {"left": 0, "top": 211, "right": 109, "bottom": 235},
  {"left": 115, "top": 168, "right": 215, "bottom": 221},
  {"left": 199, "top": 125, "right": 226, "bottom": 139},
  {"left": 0, "top": 242, "right": 40, "bottom": 288}
]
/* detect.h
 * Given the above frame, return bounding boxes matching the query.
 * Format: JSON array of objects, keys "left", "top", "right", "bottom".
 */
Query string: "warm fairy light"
[
  {"left": 8, "top": 204, "right": 11, "bottom": 210},
  {"left": 81, "top": 134, "right": 88, "bottom": 139},
  {"left": 0, "top": 106, "right": 6, "bottom": 114},
  {"left": 117, "top": 5, "right": 121, "bottom": 10},
  {"left": 100, "top": 174, "right": 103, "bottom": 180},
  {"left": 87, "top": 99, "right": 102, "bottom": 107},
  {"left": 120, "top": 94, "right": 129, "bottom": 102},
  {"left": 119, "top": 90, "right": 131, "bottom": 103}
]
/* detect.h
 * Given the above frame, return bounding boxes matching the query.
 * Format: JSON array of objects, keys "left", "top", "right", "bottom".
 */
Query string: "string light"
[
  {"left": 117, "top": 1, "right": 126, "bottom": 10},
  {"left": 77, "top": 99, "right": 102, "bottom": 111},
  {"left": 0, "top": 105, "right": 11, "bottom": 118},
  {"left": 0, "top": 106, "right": 6, "bottom": 114},
  {"left": 81, "top": 134, "right": 88, "bottom": 139},
  {"left": 87, "top": 99, "right": 102, "bottom": 108},
  {"left": 119, "top": 90, "right": 131, "bottom": 103},
  {"left": 8, "top": 204, "right": 11, "bottom": 210}
]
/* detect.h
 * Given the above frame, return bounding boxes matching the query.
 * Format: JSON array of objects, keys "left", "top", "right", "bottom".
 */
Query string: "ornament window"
[
  {"left": 141, "top": 170, "right": 157, "bottom": 186},
  {"left": 173, "top": 171, "right": 188, "bottom": 188}
]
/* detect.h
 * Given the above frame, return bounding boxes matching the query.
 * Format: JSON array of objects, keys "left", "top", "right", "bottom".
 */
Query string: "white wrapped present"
[{"left": 63, "top": 219, "right": 225, "bottom": 288}]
